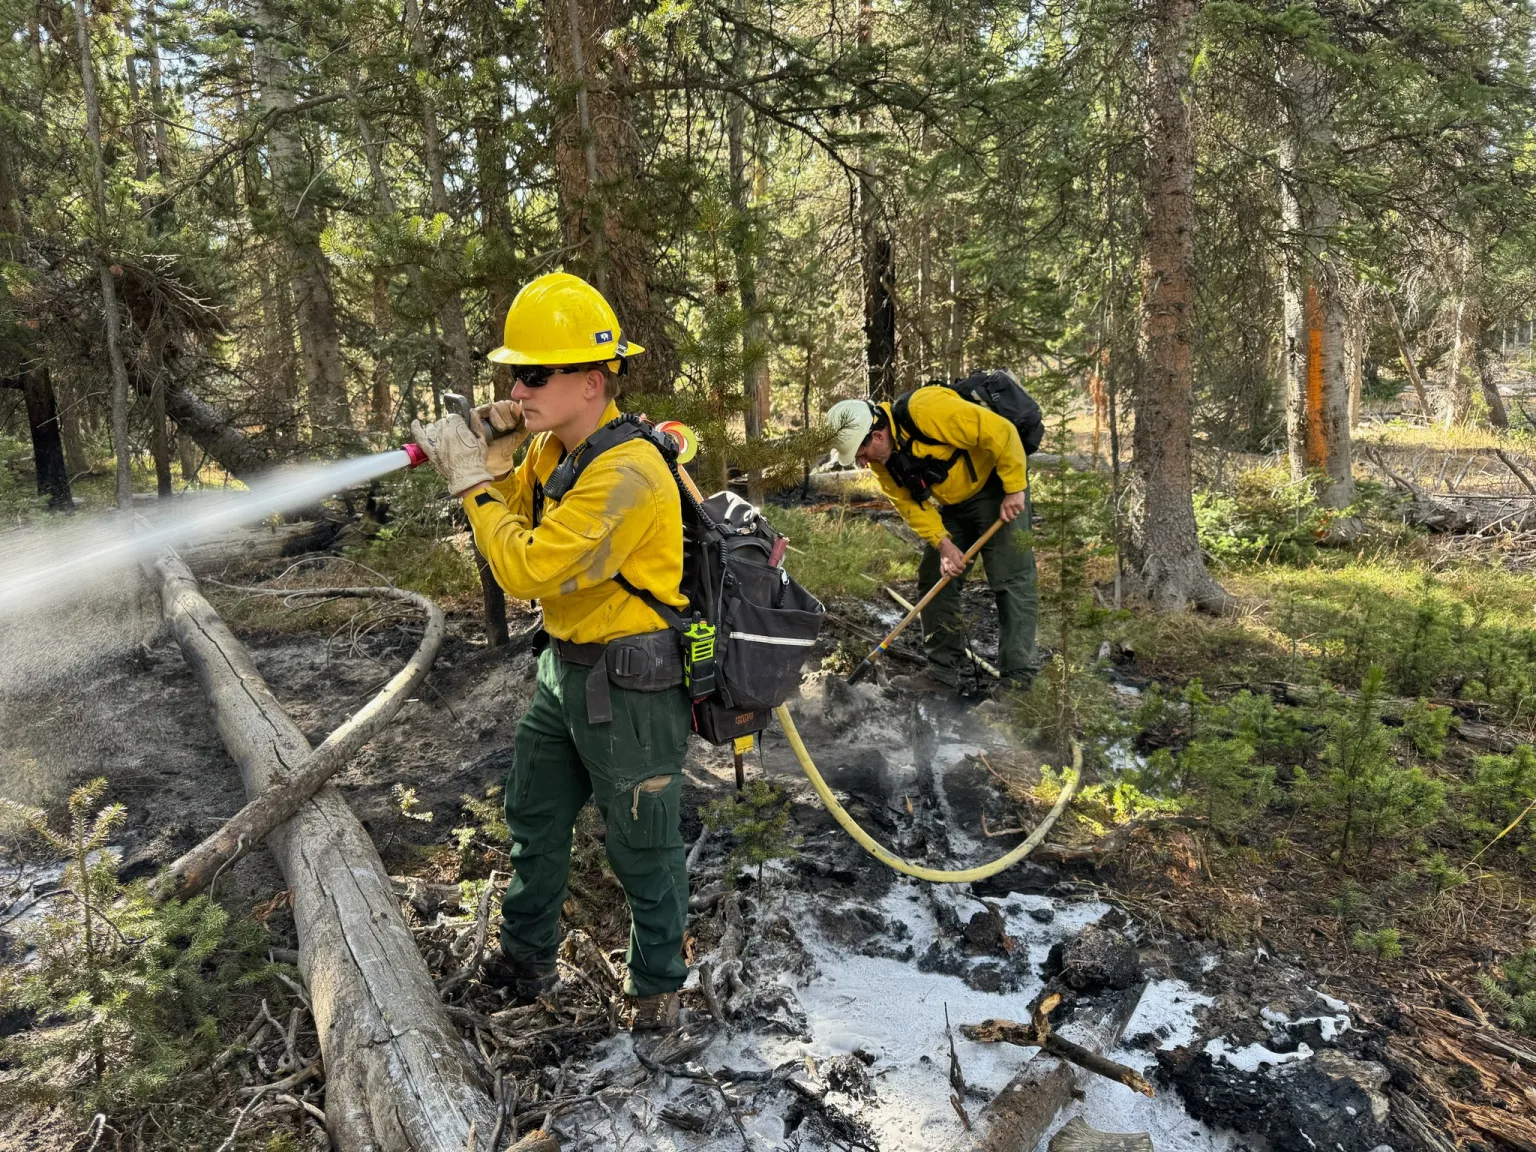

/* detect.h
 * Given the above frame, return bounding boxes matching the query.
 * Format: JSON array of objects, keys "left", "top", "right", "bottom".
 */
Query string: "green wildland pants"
[
  {"left": 917, "top": 476, "right": 1039, "bottom": 687},
  {"left": 500, "top": 647, "right": 691, "bottom": 996}
]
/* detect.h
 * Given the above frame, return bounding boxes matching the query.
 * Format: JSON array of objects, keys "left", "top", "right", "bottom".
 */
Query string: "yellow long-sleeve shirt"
[
  {"left": 868, "top": 385, "right": 1028, "bottom": 548},
  {"left": 462, "top": 401, "right": 686, "bottom": 644}
]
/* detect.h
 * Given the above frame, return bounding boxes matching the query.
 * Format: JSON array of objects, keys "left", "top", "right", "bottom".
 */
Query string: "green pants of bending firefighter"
[
  {"left": 917, "top": 477, "right": 1039, "bottom": 687},
  {"left": 500, "top": 647, "right": 691, "bottom": 997}
]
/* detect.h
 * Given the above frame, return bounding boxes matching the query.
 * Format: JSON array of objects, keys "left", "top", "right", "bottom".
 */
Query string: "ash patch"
[
  {"left": 1157, "top": 1045, "right": 1391, "bottom": 1152},
  {"left": 1144, "top": 952, "right": 1391, "bottom": 1152}
]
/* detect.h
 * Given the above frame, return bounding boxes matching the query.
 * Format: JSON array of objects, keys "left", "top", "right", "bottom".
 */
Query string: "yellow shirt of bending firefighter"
[
  {"left": 867, "top": 386, "right": 1029, "bottom": 548},
  {"left": 462, "top": 399, "right": 686, "bottom": 645}
]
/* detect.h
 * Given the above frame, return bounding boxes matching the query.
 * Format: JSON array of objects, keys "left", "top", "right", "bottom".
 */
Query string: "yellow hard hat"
[{"left": 487, "top": 272, "right": 645, "bottom": 366}]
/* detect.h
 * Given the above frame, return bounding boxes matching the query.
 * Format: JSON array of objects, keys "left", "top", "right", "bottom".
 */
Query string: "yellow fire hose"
[{"left": 773, "top": 704, "right": 1081, "bottom": 884}]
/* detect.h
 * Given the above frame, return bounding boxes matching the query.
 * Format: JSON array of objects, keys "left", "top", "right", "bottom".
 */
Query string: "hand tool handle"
[
  {"left": 845, "top": 516, "right": 1006, "bottom": 685},
  {"left": 442, "top": 392, "right": 521, "bottom": 445}
]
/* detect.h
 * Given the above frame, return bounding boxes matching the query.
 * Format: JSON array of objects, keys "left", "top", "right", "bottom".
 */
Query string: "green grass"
[
  {"left": 769, "top": 504, "right": 919, "bottom": 601},
  {"left": 1355, "top": 420, "right": 1536, "bottom": 453}
]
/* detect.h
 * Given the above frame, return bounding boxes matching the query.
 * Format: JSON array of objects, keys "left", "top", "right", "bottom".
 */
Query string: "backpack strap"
[
  {"left": 531, "top": 414, "right": 677, "bottom": 527},
  {"left": 529, "top": 412, "right": 706, "bottom": 630},
  {"left": 614, "top": 572, "right": 686, "bottom": 630},
  {"left": 890, "top": 390, "right": 976, "bottom": 486}
]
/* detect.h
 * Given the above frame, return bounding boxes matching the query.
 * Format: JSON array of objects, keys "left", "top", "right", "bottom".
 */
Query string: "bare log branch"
[{"left": 149, "top": 584, "right": 444, "bottom": 903}]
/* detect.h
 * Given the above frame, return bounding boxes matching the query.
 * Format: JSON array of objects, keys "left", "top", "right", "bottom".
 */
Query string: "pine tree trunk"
[
  {"left": 1346, "top": 304, "right": 1365, "bottom": 427},
  {"left": 474, "top": 51, "right": 515, "bottom": 401},
  {"left": 727, "top": 25, "right": 769, "bottom": 499},
  {"left": 154, "top": 556, "right": 500, "bottom": 1151},
  {"left": 1386, "top": 298, "right": 1433, "bottom": 419},
  {"left": 946, "top": 242, "right": 965, "bottom": 379},
  {"left": 545, "top": 0, "right": 676, "bottom": 390},
  {"left": 0, "top": 115, "right": 70, "bottom": 509},
  {"left": 1279, "top": 55, "right": 1354, "bottom": 509},
  {"left": 858, "top": 0, "right": 897, "bottom": 401},
  {"left": 1127, "top": 0, "right": 1227, "bottom": 613},
  {"left": 73, "top": 0, "right": 135, "bottom": 509},
  {"left": 9, "top": 368, "right": 74, "bottom": 509},
  {"left": 143, "top": 1, "right": 172, "bottom": 179},
  {"left": 350, "top": 79, "right": 429, "bottom": 432},
  {"left": 1475, "top": 312, "right": 1510, "bottom": 428},
  {"left": 251, "top": 9, "right": 353, "bottom": 447},
  {"left": 147, "top": 331, "right": 173, "bottom": 496},
  {"left": 370, "top": 268, "right": 394, "bottom": 431},
  {"left": 1446, "top": 260, "right": 1479, "bottom": 427},
  {"left": 405, "top": 0, "right": 477, "bottom": 401}
]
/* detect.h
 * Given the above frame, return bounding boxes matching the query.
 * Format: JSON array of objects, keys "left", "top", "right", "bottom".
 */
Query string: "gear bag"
[
  {"left": 532, "top": 415, "right": 825, "bottom": 744},
  {"left": 886, "top": 369, "right": 1044, "bottom": 502}
]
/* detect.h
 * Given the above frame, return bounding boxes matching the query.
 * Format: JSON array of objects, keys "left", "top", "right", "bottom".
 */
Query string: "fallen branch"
[
  {"left": 1495, "top": 449, "right": 1536, "bottom": 495},
  {"left": 961, "top": 992, "right": 1155, "bottom": 1098},
  {"left": 150, "top": 583, "right": 445, "bottom": 903}
]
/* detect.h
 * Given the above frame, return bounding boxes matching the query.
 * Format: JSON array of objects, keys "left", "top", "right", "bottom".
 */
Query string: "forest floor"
[{"left": 4, "top": 418, "right": 1536, "bottom": 1150}]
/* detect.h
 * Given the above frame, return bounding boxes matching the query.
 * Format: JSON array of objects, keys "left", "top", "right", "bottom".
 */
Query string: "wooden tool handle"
[{"left": 846, "top": 517, "right": 1005, "bottom": 684}]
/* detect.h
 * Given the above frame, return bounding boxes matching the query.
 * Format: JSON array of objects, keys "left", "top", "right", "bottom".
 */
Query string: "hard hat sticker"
[{"left": 594, "top": 329, "right": 614, "bottom": 344}]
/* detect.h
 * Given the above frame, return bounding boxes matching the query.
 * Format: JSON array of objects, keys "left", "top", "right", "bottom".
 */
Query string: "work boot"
[
  {"left": 629, "top": 991, "right": 680, "bottom": 1033},
  {"left": 481, "top": 953, "right": 558, "bottom": 1005},
  {"left": 890, "top": 670, "right": 958, "bottom": 695},
  {"left": 1000, "top": 672, "right": 1035, "bottom": 693}
]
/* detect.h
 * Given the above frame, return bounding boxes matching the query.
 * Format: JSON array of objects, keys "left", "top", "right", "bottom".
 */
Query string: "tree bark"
[
  {"left": 251, "top": 9, "right": 354, "bottom": 447},
  {"left": 153, "top": 555, "right": 499, "bottom": 1151},
  {"left": 1475, "top": 312, "right": 1510, "bottom": 428},
  {"left": 1345, "top": 301, "right": 1364, "bottom": 427},
  {"left": 473, "top": 37, "right": 515, "bottom": 402},
  {"left": 728, "top": 20, "right": 769, "bottom": 499},
  {"left": 1127, "top": 0, "right": 1228, "bottom": 613},
  {"left": 1445, "top": 244, "right": 1480, "bottom": 427},
  {"left": 545, "top": 0, "right": 675, "bottom": 390},
  {"left": 164, "top": 376, "right": 270, "bottom": 480},
  {"left": 949, "top": 986, "right": 1143, "bottom": 1152},
  {"left": 405, "top": 0, "right": 477, "bottom": 401},
  {"left": 1279, "top": 54, "right": 1353, "bottom": 508},
  {"left": 1386, "top": 298, "right": 1432, "bottom": 418},
  {"left": 5, "top": 368, "right": 74, "bottom": 509},
  {"left": 143, "top": 1, "right": 172, "bottom": 181},
  {"left": 73, "top": 0, "right": 135, "bottom": 509},
  {"left": 858, "top": 0, "right": 897, "bottom": 401}
]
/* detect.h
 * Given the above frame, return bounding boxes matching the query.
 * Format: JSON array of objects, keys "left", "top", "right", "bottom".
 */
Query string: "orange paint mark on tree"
[{"left": 1304, "top": 281, "right": 1327, "bottom": 469}]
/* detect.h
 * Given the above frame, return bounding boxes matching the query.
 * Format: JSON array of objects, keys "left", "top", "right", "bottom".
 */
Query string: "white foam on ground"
[{"left": 1205, "top": 1036, "right": 1312, "bottom": 1073}]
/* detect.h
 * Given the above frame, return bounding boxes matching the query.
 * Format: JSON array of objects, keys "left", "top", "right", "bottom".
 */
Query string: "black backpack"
[
  {"left": 534, "top": 414, "right": 825, "bottom": 745},
  {"left": 885, "top": 369, "right": 1044, "bottom": 501}
]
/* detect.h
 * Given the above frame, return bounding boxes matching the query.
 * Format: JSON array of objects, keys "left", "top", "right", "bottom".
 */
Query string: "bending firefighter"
[
  {"left": 826, "top": 383, "right": 1039, "bottom": 694},
  {"left": 411, "top": 272, "right": 688, "bottom": 1032}
]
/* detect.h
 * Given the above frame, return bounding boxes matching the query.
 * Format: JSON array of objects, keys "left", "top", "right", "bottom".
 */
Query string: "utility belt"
[{"left": 552, "top": 632, "right": 685, "bottom": 725}]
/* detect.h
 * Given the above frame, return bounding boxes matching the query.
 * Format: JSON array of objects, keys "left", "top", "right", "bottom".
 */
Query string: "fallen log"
[
  {"left": 149, "top": 584, "right": 445, "bottom": 903},
  {"left": 153, "top": 552, "right": 499, "bottom": 1152}
]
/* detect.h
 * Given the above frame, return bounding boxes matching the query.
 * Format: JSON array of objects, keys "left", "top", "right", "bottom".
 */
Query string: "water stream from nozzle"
[{"left": 0, "top": 449, "right": 419, "bottom": 628}]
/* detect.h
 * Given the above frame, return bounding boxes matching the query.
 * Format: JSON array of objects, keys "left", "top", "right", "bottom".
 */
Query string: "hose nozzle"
[{"left": 403, "top": 441, "right": 429, "bottom": 469}]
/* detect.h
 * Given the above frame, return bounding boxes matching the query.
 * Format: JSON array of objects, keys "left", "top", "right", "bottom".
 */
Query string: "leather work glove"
[
  {"left": 411, "top": 414, "right": 493, "bottom": 496},
  {"left": 472, "top": 399, "right": 531, "bottom": 479}
]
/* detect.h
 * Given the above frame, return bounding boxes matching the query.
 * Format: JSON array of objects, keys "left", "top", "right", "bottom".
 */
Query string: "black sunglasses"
[{"left": 514, "top": 365, "right": 577, "bottom": 389}]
